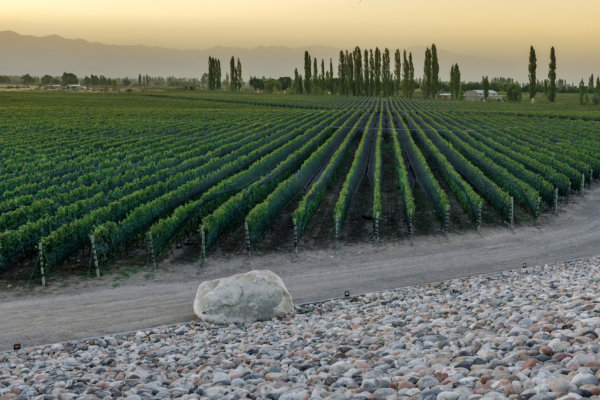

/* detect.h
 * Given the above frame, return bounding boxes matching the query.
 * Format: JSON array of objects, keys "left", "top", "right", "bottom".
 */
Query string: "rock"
[
  {"left": 361, "top": 377, "right": 391, "bottom": 392},
  {"left": 523, "top": 358, "right": 541, "bottom": 370},
  {"left": 437, "top": 391, "right": 460, "bottom": 400},
  {"left": 417, "top": 375, "right": 440, "bottom": 389},
  {"left": 212, "top": 371, "right": 231, "bottom": 385},
  {"left": 193, "top": 270, "right": 294, "bottom": 324},
  {"left": 279, "top": 388, "right": 308, "bottom": 400},
  {"left": 540, "top": 346, "right": 553, "bottom": 356},
  {"left": 571, "top": 373, "right": 599, "bottom": 387}
]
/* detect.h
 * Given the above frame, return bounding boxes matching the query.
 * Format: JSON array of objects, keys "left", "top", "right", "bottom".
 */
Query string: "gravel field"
[{"left": 2, "top": 257, "right": 600, "bottom": 400}]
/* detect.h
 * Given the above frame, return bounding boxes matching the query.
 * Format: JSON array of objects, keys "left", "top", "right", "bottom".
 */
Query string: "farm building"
[
  {"left": 439, "top": 93, "right": 452, "bottom": 100},
  {"left": 465, "top": 89, "right": 502, "bottom": 101}
]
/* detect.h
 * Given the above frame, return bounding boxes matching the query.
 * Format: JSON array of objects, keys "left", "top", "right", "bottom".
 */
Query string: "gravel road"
[{"left": 1, "top": 187, "right": 599, "bottom": 352}]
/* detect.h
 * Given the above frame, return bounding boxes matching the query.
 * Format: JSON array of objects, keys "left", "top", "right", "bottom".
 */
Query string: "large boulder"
[{"left": 193, "top": 270, "right": 294, "bottom": 324}]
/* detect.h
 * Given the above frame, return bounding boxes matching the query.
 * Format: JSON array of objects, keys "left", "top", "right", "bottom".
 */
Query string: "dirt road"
[{"left": 1, "top": 187, "right": 599, "bottom": 352}]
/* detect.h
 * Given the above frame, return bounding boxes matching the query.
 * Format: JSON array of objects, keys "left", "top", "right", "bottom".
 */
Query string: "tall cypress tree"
[
  {"left": 363, "top": 49, "right": 370, "bottom": 96},
  {"left": 216, "top": 59, "right": 221, "bottom": 89},
  {"left": 431, "top": 44, "right": 439, "bottom": 98},
  {"left": 402, "top": 50, "right": 409, "bottom": 97},
  {"left": 304, "top": 51, "right": 312, "bottom": 94},
  {"left": 382, "top": 48, "right": 391, "bottom": 96},
  {"left": 313, "top": 58, "right": 318, "bottom": 93},
  {"left": 293, "top": 68, "right": 302, "bottom": 94},
  {"left": 423, "top": 47, "right": 432, "bottom": 99},
  {"left": 449, "top": 65, "right": 456, "bottom": 99},
  {"left": 329, "top": 58, "right": 334, "bottom": 93},
  {"left": 353, "top": 46, "right": 362, "bottom": 96},
  {"left": 408, "top": 52, "right": 415, "bottom": 99},
  {"left": 579, "top": 79, "right": 586, "bottom": 105},
  {"left": 230, "top": 56, "right": 236, "bottom": 91},
  {"left": 548, "top": 47, "right": 557, "bottom": 102},
  {"left": 374, "top": 47, "right": 382, "bottom": 95},
  {"left": 236, "top": 58, "right": 242, "bottom": 90},
  {"left": 528, "top": 46, "right": 537, "bottom": 100},
  {"left": 394, "top": 49, "right": 401, "bottom": 95},
  {"left": 320, "top": 59, "right": 325, "bottom": 92},
  {"left": 338, "top": 51, "right": 346, "bottom": 95},
  {"left": 369, "top": 50, "right": 375, "bottom": 96},
  {"left": 482, "top": 76, "right": 489, "bottom": 99},
  {"left": 346, "top": 50, "right": 354, "bottom": 96}
]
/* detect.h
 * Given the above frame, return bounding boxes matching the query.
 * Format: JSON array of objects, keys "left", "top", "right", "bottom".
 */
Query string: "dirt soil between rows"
[{"left": 1, "top": 186, "right": 600, "bottom": 352}]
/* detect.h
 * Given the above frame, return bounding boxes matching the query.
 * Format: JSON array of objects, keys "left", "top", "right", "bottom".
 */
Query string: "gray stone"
[
  {"left": 193, "top": 270, "right": 294, "bottom": 324},
  {"left": 571, "top": 373, "right": 599, "bottom": 387},
  {"left": 417, "top": 375, "right": 440, "bottom": 390}
]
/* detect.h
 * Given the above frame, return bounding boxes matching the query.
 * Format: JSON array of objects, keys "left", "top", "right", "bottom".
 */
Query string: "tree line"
[{"left": 289, "top": 46, "right": 421, "bottom": 98}]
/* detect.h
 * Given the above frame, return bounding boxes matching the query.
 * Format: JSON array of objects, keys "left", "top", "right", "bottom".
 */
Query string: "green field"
[{"left": 1, "top": 91, "right": 599, "bottom": 275}]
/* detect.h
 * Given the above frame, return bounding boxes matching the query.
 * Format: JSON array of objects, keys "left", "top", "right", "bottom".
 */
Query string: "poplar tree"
[
  {"left": 423, "top": 47, "right": 432, "bottom": 99},
  {"left": 293, "top": 68, "right": 303, "bottom": 94},
  {"left": 353, "top": 46, "right": 362, "bottom": 96},
  {"left": 578, "top": 79, "right": 586, "bottom": 105},
  {"left": 320, "top": 59, "right": 325, "bottom": 92},
  {"left": 329, "top": 58, "right": 334, "bottom": 93},
  {"left": 304, "top": 51, "right": 312, "bottom": 94},
  {"left": 363, "top": 49, "right": 370, "bottom": 96},
  {"left": 382, "top": 48, "right": 391, "bottom": 96},
  {"left": 594, "top": 77, "right": 600, "bottom": 105},
  {"left": 374, "top": 47, "right": 382, "bottom": 95},
  {"left": 394, "top": 49, "right": 401, "bottom": 95},
  {"left": 369, "top": 50, "right": 375, "bottom": 96},
  {"left": 230, "top": 56, "right": 237, "bottom": 91},
  {"left": 402, "top": 50, "right": 409, "bottom": 97},
  {"left": 431, "top": 44, "right": 439, "bottom": 98},
  {"left": 588, "top": 74, "right": 594, "bottom": 94},
  {"left": 548, "top": 47, "right": 557, "bottom": 102},
  {"left": 338, "top": 51, "right": 346, "bottom": 95},
  {"left": 313, "top": 58, "right": 318, "bottom": 92},
  {"left": 346, "top": 50, "right": 354, "bottom": 96},
  {"left": 408, "top": 52, "right": 415, "bottom": 99},
  {"left": 138, "top": 73, "right": 142, "bottom": 85},
  {"left": 528, "top": 46, "right": 537, "bottom": 100},
  {"left": 482, "top": 76, "right": 489, "bottom": 99},
  {"left": 236, "top": 58, "right": 242, "bottom": 90}
]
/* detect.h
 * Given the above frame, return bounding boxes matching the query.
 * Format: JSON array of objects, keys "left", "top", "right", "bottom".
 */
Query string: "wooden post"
[
  {"left": 38, "top": 242, "right": 45, "bottom": 287},
  {"left": 554, "top": 187, "right": 558, "bottom": 214},
  {"left": 408, "top": 220, "right": 413, "bottom": 245},
  {"left": 244, "top": 220, "right": 251, "bottom": 257},
  {"left": 476, "top": 202, "right": 482, "bottom": 233},
  {"left": 444, "top": 205, "right": 450, "bottom": 233},
  {"left": 509, "top": 196, "right": 514, "bottom": 230},
  {"left": 292, "top": 218, "right": 298, "bottom": 254},
  {"left": 146, "top": 232, "right": 157, "bottom": 270},
  {"left": 334, "top": 214, "right": 340, "bottom": 249},
  {"left": 200, "top": 224, "right": 206, "bottom": 263},
  {"left": 89, "top": 234, "right": 100, "bottom": 278},
  {"left": 535, "top": 197, "right": 541, "bottom": 224},
  {"left": 581, "top": 173, "right": 585, "bottom": 193},
  {"left": 374, "top": 212, "right": 380, "bottom": 244},
  {"left": 590, "top": 169, "right": 593, "bottom": 187}
]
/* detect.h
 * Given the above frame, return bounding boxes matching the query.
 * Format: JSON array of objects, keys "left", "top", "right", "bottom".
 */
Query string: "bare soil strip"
[{"left": 1, "top": 187, "right": 599, "bottom": 352}]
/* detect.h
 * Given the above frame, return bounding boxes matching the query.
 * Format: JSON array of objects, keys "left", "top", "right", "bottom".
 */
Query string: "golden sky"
[{"left": 2, "top": 0, "right": 598, "bottom": 54}]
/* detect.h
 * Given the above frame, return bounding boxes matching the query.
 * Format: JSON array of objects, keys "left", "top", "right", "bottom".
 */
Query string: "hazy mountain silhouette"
[{"left": 1, "top": 30, "right": 525, "bottom": 82}]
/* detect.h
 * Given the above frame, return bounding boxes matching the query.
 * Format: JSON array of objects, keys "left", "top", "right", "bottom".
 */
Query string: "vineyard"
[{"left": 1, "top": 92, "right": 599, "bottom": 280}]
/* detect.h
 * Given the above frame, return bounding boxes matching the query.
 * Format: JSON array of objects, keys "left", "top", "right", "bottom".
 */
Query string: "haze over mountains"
[{"left": 0, "top": 31, "right": 588, "bottom": 83}]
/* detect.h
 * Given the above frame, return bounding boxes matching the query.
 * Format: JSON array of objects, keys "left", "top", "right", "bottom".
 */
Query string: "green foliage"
[
  {"left": 548, "top": 47, "right": 557, "bottom": 102},
  {"left": 528, "top": 46, "right": 537, "bottom": 100},
  {"left": 507, "top": 84, "right": 522, "bottom": 102},
  {"left": 385, "top": 101, "right": 414, "bottom": 231}
]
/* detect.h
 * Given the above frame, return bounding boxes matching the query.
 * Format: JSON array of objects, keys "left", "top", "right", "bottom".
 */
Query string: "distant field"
[{"left": 1, "top": 91, "right": 599, "bottom": 277}]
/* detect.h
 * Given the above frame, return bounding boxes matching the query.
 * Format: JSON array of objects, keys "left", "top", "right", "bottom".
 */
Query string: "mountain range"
[{"left": 0, "top": 30, "right": 555, "bottom": 83}]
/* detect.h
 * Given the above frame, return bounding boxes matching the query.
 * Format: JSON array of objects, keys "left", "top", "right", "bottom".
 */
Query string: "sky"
[{"left": 2, "top": 0, "right": 599, "bottom": 81}]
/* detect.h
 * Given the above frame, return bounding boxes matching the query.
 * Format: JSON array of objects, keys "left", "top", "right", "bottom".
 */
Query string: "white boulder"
[{"left": 193, "top": 270, "right": 294, "bottom": 324}]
